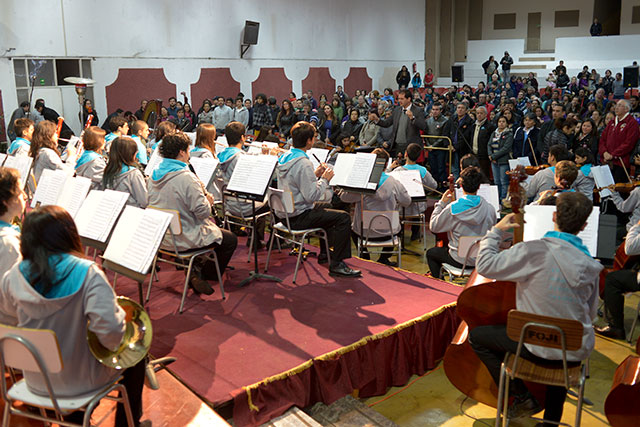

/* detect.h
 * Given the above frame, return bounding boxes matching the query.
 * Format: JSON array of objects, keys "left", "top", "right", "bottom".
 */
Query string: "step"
[
  {"left": 518, "top": 56, "right": 555, "bottom": 62},
  {"left": 511, "top": 64, "right": 547, "bottom": 70},
  {"left": 524, "top": 49, "right": 555, "bottom": 54}
]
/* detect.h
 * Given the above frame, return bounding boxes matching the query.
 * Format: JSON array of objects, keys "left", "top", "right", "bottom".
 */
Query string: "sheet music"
[
  {"left": 508, "top": 157, "right": 531, "bottom": 170},
  {"left": 215, "top": 136, "right": 228, "bottom": 156},
  {"left": 56, "top": 176, "right": 92, "bottom": 218},
  {"left": 76, "top": 190, "right": 130, "bottom": 242},
  {"left": 103, "top": 206, "right": 172, "bottom": 274},
  {"left": 184, "top": 132, "right": 196, "bottom": 148},
  {"left": 190, "top": 157, "right": 220, "bottom": 187},
  {"left": 455, "top": 184, "right": 501, "bottom": 215},
  {"left": 389, "top": 169, "right": 425, "bottom": 198},
  {"left": 226, "top": 154, "right": 278, "bottom": 196},
  {"left": 30, "top": 169, "right": 69, "bottom": 208},
  {"left": 246, "top": 142, "right": 279, "bottom": 156},
  {"left": 330, "top": 153, "right": 377, "bottom": 189},
  {"left": 523, "top": 205, "right": 600, "bottom": 256},
  {"left": 308, "top": 148, "right": 330, "bottom": 171},
  {"left": 3, "top": 155, "right": 33, "bottom": 186},
  {"left": 0, "top": 153, "right": 6, "bottom": 166},
  {"left": 591, "top": 165, "right": 615, "bottom": 198},
  {"left": 144, "top": 147, "right": 163, "bottom": 176}
]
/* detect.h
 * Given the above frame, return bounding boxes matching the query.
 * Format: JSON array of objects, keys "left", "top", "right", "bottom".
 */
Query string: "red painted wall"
[
  {"left": 343, "top": 67, "right": 372, "bottom": 97},
  {"left": 301, "top": 68, "right": 336, "bottom": 100},
  {"left": 190, "top": 68, "right": 241, "bottom": 110},
  {"left": 105, "top": 69, "right": 177, "bottom": 114},
  {"left": 251, "top": 68, "right": 292, "bottom": 103}
]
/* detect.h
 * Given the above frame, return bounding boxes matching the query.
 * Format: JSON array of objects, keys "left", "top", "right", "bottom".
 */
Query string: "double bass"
[
  {"left": 443, "top": 165, "right": 547, "bottom": 407},
  {"left": 604, "top": 336, "right": 640, "bottom": 426}
]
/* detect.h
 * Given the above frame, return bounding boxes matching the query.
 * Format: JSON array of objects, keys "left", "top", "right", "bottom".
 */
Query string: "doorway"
[
  {"left": 527, "top": 12, "right": 541, "bottom": 51},
  {"left": 593, "top": 0, "right": 621, "bottom": 35}
]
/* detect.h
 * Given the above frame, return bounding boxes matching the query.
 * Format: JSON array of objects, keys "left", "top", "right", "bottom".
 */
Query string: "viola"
[{"left": 447, "top": 174, "right": 456, "bottom": 200}]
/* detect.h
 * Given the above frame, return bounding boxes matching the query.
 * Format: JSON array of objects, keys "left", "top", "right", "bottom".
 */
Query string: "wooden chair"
[
  {"left": 496, "top": 310, "right": 588, "bottom": 427},
  {"left": 0, "top": 324, "right": 134, "bottom": 427},
  {"left": 440, "top": 236, "right": 482, "bottom": 283}
]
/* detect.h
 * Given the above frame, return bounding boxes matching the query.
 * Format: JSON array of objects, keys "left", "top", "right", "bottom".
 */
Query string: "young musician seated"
[
  {"left": 148, "top": 132, "right": 238, "bottom": 294},
  {"left": 609, "top": 173, "right": 640, "bottom": 232},
  {"left": 7, "top": 118, "right": 34, "bottom": 157},
  {"left": 0, "top": 206, "right": 146, "bottom": 427},
  {"left": 0, "top": 167, "right": 26, "bottom": 275},
  {"left": 218, "top": 121, "right": 269, "bottom": 245},
  {"left": 191, "top": 123, "right": 217, "bottom": 159},
  {"left": 524, "top": 144, "right": 572, "bottom": 202},
  {"left": 427, "top": 166, "right": 497, "bottom": 279},
  {"left": 573, "top": 147, "right": 595, "bottom": 199},
  {"left": 471, "top": 192, "right": 602, "bottom": 424},
  {"left": 460, "top": 154, "right": 490, "bottom": 183},
  {"left": 105, "top": 116, "right": 129, "bottom": 152},
  {"left": 276, "top": 121, "right": 361, "bottom": 277},
  {"left": 75, "top": 126, "right": 107, "bottom": 190},
  {"left": 150, "top": 121, "right": 176, "bottom": 151},
  {"left": 30, "top": 121, "right": 80, "bottom": 184},
  {"left": 533, "top": 160, "right": 579, "bottom": 203},
  {"left": 130, "top": 120, "right": 150, "bottom": 166},
  {"left": 340, "top": 148, "right": 411, "bottom": 266},
  {"left": 102, "top": 137, "right": 148, "bottom": 208},
  {"left": 597, "top": 219, "right": 640, "bottom": 339},
  {"left": 389, "top": 143, "right": 438, "bottom": 240}
]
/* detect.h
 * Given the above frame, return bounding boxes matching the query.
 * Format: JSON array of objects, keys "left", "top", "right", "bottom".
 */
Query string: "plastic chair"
[
  {"left": 0, "top": 324, "right": 134, "bottom": 427},
  {"left": 146, "top": 207, "right": 225, "bottom": 313},
  {"left": 495, "top": 310, "right": 588, "bottom": 427},
  {"left": 358, "top": 210, "right": 402, "bottom": 268},
  {"left": 440, "top": 236, "right": 482, "bottom": 282},
  {"left": 264, "top": 188, "right": 331, "bottom": 284}
]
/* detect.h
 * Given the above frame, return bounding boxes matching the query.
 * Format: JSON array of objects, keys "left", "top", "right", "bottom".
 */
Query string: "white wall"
[
  {"left": 0, "top": 0, "right": 425, "bottom": 137},
  {"left": 621, "top": 0, "right": 640, "bottom": 34},
  {"left": 482, "top": 0, "right": 595, "bottom": 51}
]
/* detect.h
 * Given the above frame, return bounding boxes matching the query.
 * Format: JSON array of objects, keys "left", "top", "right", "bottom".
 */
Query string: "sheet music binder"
[
  {"left": 333, "top": 157, "right": 386, "bottom": 194},
  {"left": 225, "top": 154, "right": 278, "bottom": 201}
]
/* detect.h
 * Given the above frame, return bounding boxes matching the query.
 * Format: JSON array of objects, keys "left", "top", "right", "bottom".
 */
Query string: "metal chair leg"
[
  {"left": 145, "top": 255, "right": 159, "bottom": 303},
  {"left": 495, "top": 362, "right": 507, "bottom": 427},
  {"left": 293, "top": 239, "right": 305, "bottom": 284},
  {"left": 246, "top": 224, "right": 254, "bottom": 263},
  {"left": 179, "top": 257, "right": 196, "bottom": 314},
  {"left": 264, "top": 231, "right": 276, "bottom": 273},
  {"left": 213, "top": 254, "right": 226, "bottom": 300},
  {"left": 575, "top": 368, "right": 586, "bottom": 427}
]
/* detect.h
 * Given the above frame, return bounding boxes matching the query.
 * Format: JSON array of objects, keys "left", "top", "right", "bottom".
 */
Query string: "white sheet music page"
[
  {"left": 3, "top": 155, "right": 33, "bottom": 186},
  {"left": 308, "top": 148, "right": 330, "bottom": 171},
  {"left": 389, "top": 169, "right": 425, "bottom": 198},
  {"left": 508, "top": 157, "right": 531, "bottom": 170},
  {"left": 30, "top": 169, "right": 69, "bottom": 208},
  {"left": 57, "top": 176, "right": 92, "bottom": 218},
  {"left": 144, "top": 147, "right": 163, "bottom": 176},
  {"left": 215, "top": 136, "right": 228, "bottom": 155},
  {"left": 103, "top": 206, "right": 172, "bottom": 274},
  {"left": 591, "top": 165, "right": 615, "bottom": 198},
  {"left": 190, "top": 157, "right": 220, "bottom": 187},
  {"left": 76, "top": 190, "right": 129, "bottom": 242},
  {"left": 455, "top": 184, "right": 500, "bottom": 215},
  {"left": 227, "top": 154, "right": 278, "bottom": 196},
  {"left": 523, "top": 205, "right": 599, "bottom": 256},
  {"left": 330, "top": 153, "right": 377, "bottom": 189}
]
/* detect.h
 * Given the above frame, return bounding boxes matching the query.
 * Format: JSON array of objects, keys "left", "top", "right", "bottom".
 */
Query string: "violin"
[
  {"left": 613, "top": 180, "right": 640, "bottom": 193},
  {"left": 524, "top": 164, "right": 549, "bottom": 176},
  {"left": 443, "top": 165, "right": 548, "bottom": 408},
  {"left": 447, "top": 174, "right": 456, "bottom": 200}
]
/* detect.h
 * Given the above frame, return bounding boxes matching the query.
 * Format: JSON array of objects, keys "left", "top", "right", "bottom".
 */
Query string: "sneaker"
[
  {"left": 595, "top": 324, "right": 626, "bottom": 340},
  {"left": 507, "top": 393, "right": 542, "bottom": 419}
]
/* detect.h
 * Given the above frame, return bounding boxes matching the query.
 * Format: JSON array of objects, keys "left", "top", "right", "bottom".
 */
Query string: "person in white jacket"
[
  {"left": 0, "top": 167, "right": 26, "bottom": 276},
  {"left": 471, "top": 192, "right": 603, "bottom": 424},
  {"left": 0, "top": 206, "right": 146, "bottom": 426}
]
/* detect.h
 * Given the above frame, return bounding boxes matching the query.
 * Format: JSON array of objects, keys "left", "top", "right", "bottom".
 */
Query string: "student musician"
[
  {"left": 150, "top": 121, "right": 176, "bottom": 151},
  {"left": 105, "top": 116, "right": 129, "bottom": 152},
  {"left": 389, "top": 143, "right": 438, "bottom": 240},
  {"left": 0, "top": 167, "right": 26, "bottom": 275},
  {"left": 190, "top": 123, "right": 217, "bottom": 159},
  {"left": 608, "top": 173, "right": 640, "bottom": 233},
  {"left": 596, "top": 219, "right": 640, "bottom": 339},
  {"left": 573, "top": 147, "right": 595, "bottom": 199},
  {"left": 340, "top": 148, "right": 411, "bottom": 266},
  {"left": 427, "top": 166, "right": 497, "bottom": 278},
  {"left": 130, "top": 120, "right": 150, "bottom": 166},
  {"left": 533, "top": 160, "right": 579, "bottom": 203},
  {"left": 524, "top": 144, "right": 571, "bottom": 202},
  {"left": 147, "top": 133, "right": 238, "bottom": 295},
  {"left": 471, "top": 192, "right": 602, "bottom": 424},
  {"left": 7, "top": 118, "right": 34, "bottom": 156},
  {"left": 75, "top": 126, "right": 107, "bottom": 190},
  {"left": 0, "top": 206, "right": 146, "bottom": 427},
  {"left": 102, "top": 137, "right": 148, "bottom": 208},
  {"left": 30, "top": 121, "right": 80, "bottom": 183},
  {"left": 276, "top": 121, "right": 361, "bottom": 277}
]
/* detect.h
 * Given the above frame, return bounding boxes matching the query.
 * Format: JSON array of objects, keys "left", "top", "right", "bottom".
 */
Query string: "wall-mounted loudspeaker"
[
  {"left": 623, "top": 66, "right": 639, "bottom": 88},
  {"left": 243, "top": 21, "right": 260, "bottom": 45},
  {"left": 452, "top": 65, "right": 464, "bottom": 83}
]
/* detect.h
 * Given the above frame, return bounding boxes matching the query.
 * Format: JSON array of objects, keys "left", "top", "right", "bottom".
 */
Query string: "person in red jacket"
[{"left": 599, "top": 100, "right": 640, "bottom": 182}]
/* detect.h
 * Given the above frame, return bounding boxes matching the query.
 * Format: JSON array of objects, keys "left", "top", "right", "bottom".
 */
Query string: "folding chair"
[
  {"left": 0, "top": 324, "right": 134, "bottom": 427},
  {"left": 222, "top": 192, "right": 270, "bottom": 263},
  {"left": 401, "top": 211, "right": 428, "bottom": 260},
  {"left": 358, "top": 210, "right": 402, "bottom": 268},
  {"left": 146, "top": 207, "right": 226, "bottom": 313},
  {"left": 264, "top": 188, "right": 331, "bottom": 284},
  {"left": 496, "top": 310, "right": 588, "bottom": 427},
  {"left": 440, "top": 236, "right": 482, "bottom": 283}
]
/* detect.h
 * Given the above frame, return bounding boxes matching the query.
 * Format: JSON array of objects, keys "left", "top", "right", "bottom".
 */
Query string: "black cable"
[{"left": 459, "top": 395, "right": 494, "bottom": 427}]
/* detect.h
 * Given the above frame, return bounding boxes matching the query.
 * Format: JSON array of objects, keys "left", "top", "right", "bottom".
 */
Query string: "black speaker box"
[
  {"left": 243, "top": 21, "right": 260, "bottom": 45},
  {"left": 452, "top": 65, "right": 464, "bottom": 83},
  {"left": 623, "top": 66, "right": 639, "bottom": 88}
]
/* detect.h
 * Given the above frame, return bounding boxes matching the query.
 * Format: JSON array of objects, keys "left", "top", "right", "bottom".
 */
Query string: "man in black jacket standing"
[
  {"left": 376, "top": 89, "right": 426, "bottom": 158},
  {"left": 34, "top": 99, "right": 72, "bottom": 135},
  {"left": 470, "top": 106, "right": 496, "bottom": 180},
  {"left": 445, "top": 102, "right": 474, "bottom": 178}
]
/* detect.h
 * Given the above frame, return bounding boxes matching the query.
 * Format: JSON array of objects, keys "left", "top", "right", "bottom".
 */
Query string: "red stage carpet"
[{"left": 113, "top": 242, "right": 462, "bottom": 426}]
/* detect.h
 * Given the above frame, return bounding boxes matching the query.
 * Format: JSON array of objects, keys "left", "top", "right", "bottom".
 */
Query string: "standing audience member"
[
  {"left": 488, "top": 116, "right": 514, "bottom": 202},
  {"left": 599, "top": 100, "right": 640, "bottom": 182},
  {"left": 470, "top": 106, "right": 496, "bottom": 180},
  {"left": 6, "top": 102, "right": 30, "bottom": 141}
]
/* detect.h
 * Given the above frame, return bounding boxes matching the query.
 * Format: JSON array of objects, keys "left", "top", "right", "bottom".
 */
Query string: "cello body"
[{"left": 604, "top": 354, "right": 640, "bottom": 427}]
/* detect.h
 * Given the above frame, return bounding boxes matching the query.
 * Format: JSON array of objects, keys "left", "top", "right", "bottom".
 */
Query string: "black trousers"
[
  {"left": 604, "top": 269, "right": 639, "bottom": 330},
  {"left": 612, "top": 164, "right": 630, "bottom": 183},
  {"left": 286, "top": 207, "right": 352, "bottom": 267},
  {"left": 426, "top": 246, "right": 463, "bottom": 279},
  {"left": 201, "top": 229, "right": 238, "bottom": 280},
  {"left": 469, "top": 325, "right": 568, "bottom": 424}
]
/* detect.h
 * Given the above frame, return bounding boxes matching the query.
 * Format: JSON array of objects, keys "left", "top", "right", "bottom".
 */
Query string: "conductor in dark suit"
[{"left": 376, "top": 89, "right": 426, "bottom": 158}]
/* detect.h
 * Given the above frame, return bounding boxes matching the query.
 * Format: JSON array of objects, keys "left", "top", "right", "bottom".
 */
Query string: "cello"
[
  {"left": 442, "top": 165, "right": 547, "bottom": 408},
  {"left": 434, "top": 175, "right": 456, "bottom": 248},
  {"left": 604, "top": 336, "right": 640, "bottom": 427}
]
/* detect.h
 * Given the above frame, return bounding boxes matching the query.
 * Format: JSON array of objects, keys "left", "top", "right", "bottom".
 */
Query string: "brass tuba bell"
[{"left": 87, "top": 296, "right": 152, "bottom": 370}]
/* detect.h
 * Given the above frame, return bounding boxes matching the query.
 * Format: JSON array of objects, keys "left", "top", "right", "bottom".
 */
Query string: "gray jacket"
[
  {"left": 612, "top": 186, "right": 640, "bottom": 231},
  {"left": 218, "top": 150, "right": 266, "bottom": 217},
  {"left": 75, "top": 157, "right": 106, "bottom": 191},
  {"left": 104, "top": 168, "right": 148, "bottom": 209},
  {"left": 425, "top": 115, "right": 449, "bottom": 147},
  {"left": 233, "top": 107, "right": 249, "bottom": 128},
  {"left": 148, "top": 169, "right": 222, "bottom": 251},
  {"left": 625, "top": 221, "right": 640, "bottom": 255},
  {"left": 276, "top": 155, "right": 332, "bottom": 218},
  {"left": 429, "top": 195, "right": 497, "bottom": 264},
  {"left": 0, "top": 264, "right": 125, "bottom": 396},
  {"left": 476, "top": 226, "right": 603, "bottom": 361},
  {"left": 525, "top": 167, "right": 555, "bottom": 201},
  {"left": 340, "top": 175, "right": 411, "bottom": 237},
  {"left": 213, "top": 105, "right": 234, "bottom": 130},
  {"left": 33, "top": 148, "right": 73, "bottom": 184},
  {"left": 359, "top": 120, "right": 379, "bottom": 147},
  {"left": 0, "top": 226, "right": 20, "bottom": 277}
]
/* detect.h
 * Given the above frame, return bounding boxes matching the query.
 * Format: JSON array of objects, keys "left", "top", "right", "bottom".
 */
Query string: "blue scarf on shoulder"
[
  {"left": 19, "top": 254, "right": 93, "bottom": 299},
  {"left": 151, "top": 158, "right": 188, "bottom": 181}
]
